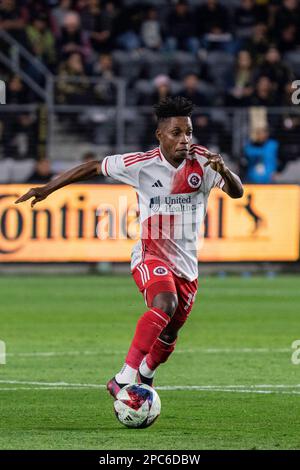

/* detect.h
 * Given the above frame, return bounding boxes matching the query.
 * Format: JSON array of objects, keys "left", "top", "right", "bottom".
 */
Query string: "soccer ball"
[{"left": 113, "top": 384, "right": 161, "bottom": 429}]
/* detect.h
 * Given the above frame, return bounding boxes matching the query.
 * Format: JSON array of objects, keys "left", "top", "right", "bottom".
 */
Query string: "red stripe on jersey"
[
  {"left": 125, "top": 150, "right": 159, "bottom": 163},
  {"left": 191, "top": 149, "right": 208, "bottom": 158},
  {"left": 189, "top": 144, "right": 208, "bottom": 152},
  {"left": 104, "top": 157, "right": 109, "bottom": 176},
  {"left": 124, "top": 148, "right": 159, "bottom": 163},
  {"left": 125, "top": 155, "right": 157, "bottom": 167},
  {"left": 124, "top": 152, "right": 143, "bottom": 163},
  {"left": 145, "top": 147, "right": 159, "bottom": 156},
  {"left": 124, "top": 149, "right": 159, "bottom": 162},
  {"left": 189, "top": 149, "right": 207, "bottom": 156},
  {"left": 125, "top": 152, "right": 159, "bottom": 167}
]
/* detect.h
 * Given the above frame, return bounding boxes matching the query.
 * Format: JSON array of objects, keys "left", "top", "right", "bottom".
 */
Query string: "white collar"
[{"left": 159, "top": 146, "right": 187, "bottom": 171}]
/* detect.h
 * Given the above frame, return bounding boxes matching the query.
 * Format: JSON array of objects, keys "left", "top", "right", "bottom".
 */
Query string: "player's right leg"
[{"left": 107, "top": 259, "right": 178, "bottom": 398}]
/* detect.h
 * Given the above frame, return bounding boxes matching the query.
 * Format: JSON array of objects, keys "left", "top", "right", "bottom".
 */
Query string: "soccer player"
[{"left": 15, "top": 97, "right": 243, "bottom": 398}]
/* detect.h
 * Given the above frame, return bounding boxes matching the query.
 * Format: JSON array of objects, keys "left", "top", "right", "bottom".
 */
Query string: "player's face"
[{"left": 156, "top": 117, "right": 193, "bottom": 163}]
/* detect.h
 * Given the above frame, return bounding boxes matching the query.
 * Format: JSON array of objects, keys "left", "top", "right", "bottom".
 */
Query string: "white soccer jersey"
[{"left": 101, "top": 144, "right": 224, "bottom": 281}]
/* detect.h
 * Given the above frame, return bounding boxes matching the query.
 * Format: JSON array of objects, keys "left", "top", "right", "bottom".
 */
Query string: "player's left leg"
[
  {"left": 137, "top": 323, "right": 178, "bottom": 386},
  {"left": 138, "top": 276, "right": 198, "bottom": 385},
  {"left": 107, "top": 259, "right": 178, "bottom": 398}
]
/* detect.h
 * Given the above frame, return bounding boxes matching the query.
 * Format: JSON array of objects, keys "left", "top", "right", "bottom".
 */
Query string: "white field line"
[
  {"left": 0, "top": 387, "right": 100, "bottom": 391},
  {"left": 1, "top": 380, "right": 300, "bottom": 396},
  {"left": 1, "top": 379, "right": 300, "bottom": 389},
  {"left": 5, "top": 347, "right": 291, "bottom": 358},
  {"left": 0, "top": 386, "right": 300, "bottom": 395},
  {"left": 0, "top": 380, "right": 100, "bottom": 388}
]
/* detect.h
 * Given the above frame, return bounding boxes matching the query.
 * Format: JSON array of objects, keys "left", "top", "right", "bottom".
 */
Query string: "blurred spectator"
[
  {"left": 255, "top": 46, "right": 294, "bottom": 95},
  {"left": 51, "top": 0, "right": 73, "bottom": 37},
  {"left": 26, "top": 159, "right": 55, "bottom": 183},
  {"left": 140, "top": 6, "right": 162, "bottom": 51},
  {"left": 136, "top": 75, "right": 173, "bottom": 146},
  {"left": 78, "top": 0, "right": 111, "bottom": 31},
  {"left": 196, "top": 0, "right": 230, "bottom": 35},
  {"left": 25, "top": 0, "right": 50, "bottom": 20},
  {"left": 196, "top": 0, "right": 233, "bottom": 53},
  {"left": 277, "top": 81, "right": 300, "bottom": 170},
  {"left": 0, "top": 0, "right": 28, "bottom": 44},
  {"left": 91, "top": 53, "right": 116, "bottom": 104},
  {"left": 92, "top": 52, "right": 115, "bottom": 79},
  {"left": 243, "top": 23, "right": 269, "bottom": 64},
  {"left": 6, "top": 75, "right": 30, "bottom": 104},
  {"left": 114, "top": 4, "right": 143, "bottom": 51},
  {"left": 276, "top": 23, "right": 299, "bottom": 53},
  {"left": 0, "top": 75, "right": 38, "bottom": 159},
  {"left": 180, "top": 73, "right": 210, "bottom": 107},
  {"left": 56, "top": 11, "right": 91, "bottom": 62},
  {"left": 165, "top": 0, "right": 198, "bottom": 54},
  {"left": 244, "top": 127, "right": 278, "bottom": 183},
  {"left": 249, "top": 75, "right": 278, "bottom": 106},
  {"left": 26, "top": 13, "right": 56, "bottom": 72},
  {"left": 234, "top": 0, "right": 268, "bottom": 40},
  {"left": 137, "top": 74, "right": 172, "bottom": 106},
  {"left": 2, "top": 112, "right": 38, "bottom": 160},
  {"left": 192, "top": 113, "right": 230, "bottom": 153},
  {"left": 273, "top": 0, "right": 300, "bottom": 42},
  {"left": 79, "top": 0, "right": 116, "bottom": 53},
  {"left": 224, "top": 50, "right": 255, "bottom": 106},
  {"left": 56, "top": 52, "right": 92, "bottom": 104},
  {"left": 192, "top": 114, "right": 211, "bottom": 148},
  {"left": 278, "top": 114, "right": 300, "bottom": 171}
]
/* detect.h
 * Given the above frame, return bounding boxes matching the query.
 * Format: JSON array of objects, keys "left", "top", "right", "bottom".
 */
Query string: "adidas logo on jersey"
[{"left": 152, "top": 180, "right": 163, "bottom": 187}]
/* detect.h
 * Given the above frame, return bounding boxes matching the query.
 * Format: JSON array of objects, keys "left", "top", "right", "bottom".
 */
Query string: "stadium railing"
[{"left": 1, "top": 103, "right": 300, "bottom": 183}]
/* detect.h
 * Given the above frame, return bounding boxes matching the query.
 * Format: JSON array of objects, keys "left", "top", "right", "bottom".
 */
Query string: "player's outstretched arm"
[
  {"left": 204, "top": 150, "right": 244, "bottom": 199},
  {"left": 15, "top": 160, "right": 102, "bottom": 207}
]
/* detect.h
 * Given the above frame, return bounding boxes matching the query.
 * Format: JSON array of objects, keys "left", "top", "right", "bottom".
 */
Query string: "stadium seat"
[
  {"left": 205, "top": 51, "right": 235, "bottom": 91},
  {"left": 170, "top": 51, "right": 201, "bottom": 80},
  {"left": 0, "top": 160, "right": 12, "bottom": 183},
  {"left": 139, "top": 50, "right": 171, "bottom": 79},
  {"left": 112, "top": 50, "right": 142, "bottom": 82},
  {"left": 274, "top": 159, "right": 300, "bottom": 183},
  {"left": 15, "top": 160, "right": 36, "bottom": 182},
  {"left": 284, "top": 51, "right": 300, "bottom": 77}
]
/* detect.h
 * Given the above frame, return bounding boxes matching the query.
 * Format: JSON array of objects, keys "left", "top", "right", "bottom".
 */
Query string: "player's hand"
[
  {"left": 203, "top": 150, "right": 227, "bottom": 174},
  {"left": 14, "top": 187, "right": 50, "bottom": 208}
]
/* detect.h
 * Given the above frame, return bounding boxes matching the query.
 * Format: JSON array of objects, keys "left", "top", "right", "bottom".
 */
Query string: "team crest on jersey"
[
  {"left": 153, "top": 266, "right": 168, "bottom": 276},
  {"left": 187, "top": 173, "right": 202, "bottom": 189}
]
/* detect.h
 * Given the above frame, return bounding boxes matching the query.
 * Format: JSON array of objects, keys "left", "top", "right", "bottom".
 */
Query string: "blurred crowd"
[
  {"left": 1, "top": 0, "right": 300, "bottom": 105},
  {"left": 1, "top": 0, "right": 300, "bottom": 184}
]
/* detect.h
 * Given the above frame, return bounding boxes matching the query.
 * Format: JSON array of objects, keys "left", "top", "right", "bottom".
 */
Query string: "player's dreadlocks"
[{"left": 154, "top": 96, "right": 194, "bottom": 124}]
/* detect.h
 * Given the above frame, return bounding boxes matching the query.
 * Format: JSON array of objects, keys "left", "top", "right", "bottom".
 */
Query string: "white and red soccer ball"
[{"left": 113, "top": 384, "right": 161, "bottom": 428}]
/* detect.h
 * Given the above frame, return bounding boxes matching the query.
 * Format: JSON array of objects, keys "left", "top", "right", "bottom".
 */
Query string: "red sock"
[
  {"left": 125, "top": 307, "right": 170, "bottom": 369},
  {"left": 146, "top": 337, "right": 177, "bottom": 371}
]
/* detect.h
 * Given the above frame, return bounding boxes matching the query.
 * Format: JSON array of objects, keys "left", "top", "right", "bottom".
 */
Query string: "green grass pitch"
[{"left": 0, "top": 274, "right": 300, "bottom": 450}]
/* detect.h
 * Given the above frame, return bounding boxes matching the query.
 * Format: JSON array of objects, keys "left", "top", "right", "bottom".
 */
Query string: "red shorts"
[{"left": 132, "top": 257, "right": 198, "bottom": 332}]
